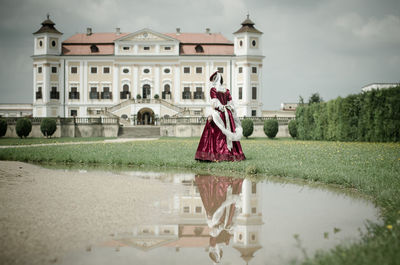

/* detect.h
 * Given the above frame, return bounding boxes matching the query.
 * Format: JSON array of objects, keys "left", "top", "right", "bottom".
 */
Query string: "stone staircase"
[{"left": 118, "top": 126, "right": 161, "bottom": 138}]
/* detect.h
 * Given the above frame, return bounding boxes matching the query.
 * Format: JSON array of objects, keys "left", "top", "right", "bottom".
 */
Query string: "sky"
[{"left": 0, "top": 0, "right": 399, "bottom": 110}]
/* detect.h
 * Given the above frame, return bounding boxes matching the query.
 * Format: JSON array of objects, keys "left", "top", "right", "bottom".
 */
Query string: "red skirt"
[{"left": 195, "top": 109, "right": 245, "bottom": 162}]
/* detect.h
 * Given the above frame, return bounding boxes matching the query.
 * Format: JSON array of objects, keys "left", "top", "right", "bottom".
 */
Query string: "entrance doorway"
[
  {"left": 142, "top": 84, "right": 151, "bottom": 99},
  {"left": 137, "top": 108, "right": 155, "bottom": 125}
]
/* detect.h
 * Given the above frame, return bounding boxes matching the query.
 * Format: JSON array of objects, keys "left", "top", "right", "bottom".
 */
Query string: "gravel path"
[{"left": 0, "top": 161, "right": 177, "bottom": 265}]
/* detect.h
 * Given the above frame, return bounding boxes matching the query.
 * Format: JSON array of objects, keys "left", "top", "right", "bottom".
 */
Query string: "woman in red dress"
[{"left": 195, "top": 70, "right": 246, "bottom": 162}]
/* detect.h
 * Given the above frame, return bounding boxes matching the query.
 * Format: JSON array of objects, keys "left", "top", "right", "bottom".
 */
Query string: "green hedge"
[
  {"left": 241, "top": 119, "right": 254, "bottom": 138},
  {"left": 0, "top": 119, "right": 7, "bottom": 137},
  {"left": 16, "top": 118, "right": 32, "bottom": 139},
  {"left": 264, "top": 119, "right": 279, "bottom": 139},
  {"left": 40, "top": 118, "right": 57, "bottom": 138},
  {"left": 296, "top": 85, "right": 400, "bottom": 142}
]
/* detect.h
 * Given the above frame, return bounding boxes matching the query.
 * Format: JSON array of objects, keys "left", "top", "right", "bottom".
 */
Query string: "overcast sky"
[{"left": 0, "top": 0, "right": 399, "bottom": 110}]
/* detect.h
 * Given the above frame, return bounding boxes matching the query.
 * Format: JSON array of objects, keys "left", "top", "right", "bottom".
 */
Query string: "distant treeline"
[{"left": 295, "top": 85, "right": 400, "bottom": 142}]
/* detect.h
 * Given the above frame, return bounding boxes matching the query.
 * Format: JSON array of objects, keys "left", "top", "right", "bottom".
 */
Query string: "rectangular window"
[
  {"left": 252, "top": 182, "right": 257, "bottom": 194},
  {"left": 70, "top": 110, "right": 77, "bottom": 117},
  {"left": 90, "top": 87, "right": 99, "bottom": 99},
  {"left": 36, "top": 86, "right": 42, "bottom": 99},
  {"left": 103, "top": 67, "right": 110, "bottom": 74},
  {"left": 143, "top": 46, "right": 150, "bottom": 51},
  {"left": 194, "top": 87, "right": 203, "bottom": 99},
  {"left": 101, "top": 86, "right": 112, "bottom": 99},
  {"left": 123, "top": 46, "right": 130, "bottom": 50},
  {"left": 252, "top": 110, "right": 257, "bottom": 117},
  {"left": 51, "top": 66, "right": 57, "bottom": 73},
  {"left": 90, "top": 67, "right": 97, "bottom": 74},
  {"left": 183, "top": 206, "right": 190, "bottom": 213},
  {"left": 38, "top": 66, "right": 42, "bottom": 74},
  {"left": 71, "top": 67, "right": 78, "bottom": 74},
  {"left": 182, "top": 87, "right": 191, "bottom": 99},
  {"left": 69, "top": 87, "right": 79, "bottom": 100},
  {"left": 238, "top": 67, "right": 243, "bottom": 73},
  {"left": 217, "top": 67, "right": 224, "bottom": 73},
  {"left": 195, "top": 67, "right": 202, "bottom": 74},
  {"left": 252, "top": 86, "right": 257, "bottom": 100},
  {"left": 239, "top": 87, "right": 243, "bottom": 100},
  {"left": 50, "top": 86, "right": 59, "bottom": 99},
  {"left": 183, "top": 67, "right": 190, "bottom": 74},
  {"left": 252, "top": 67, "right": 257, "bottom": 74},
  {"left": 164, "top": 46, "right": 171, "bottom": 50},
  {"left": 252, "top": 207, "right": 257, "bottom": 214},
  {"left": 195, "top": 206, "right": 202, "bottom": 213}
]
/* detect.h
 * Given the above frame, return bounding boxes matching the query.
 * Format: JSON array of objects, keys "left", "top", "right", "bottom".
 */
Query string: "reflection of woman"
[
  {"left": 195, "top": 70, "right": 246, "bottom": 162},
  {"left": 195, "top": 175, "right": 243, "bottom": 263}
]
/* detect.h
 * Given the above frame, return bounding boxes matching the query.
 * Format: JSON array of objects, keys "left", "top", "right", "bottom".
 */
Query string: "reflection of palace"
[{"left": 107, "top": 173, "right": 263, "bottom": 263}]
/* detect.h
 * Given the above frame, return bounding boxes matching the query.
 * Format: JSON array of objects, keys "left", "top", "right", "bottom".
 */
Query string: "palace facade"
[{"left": 32, "top": 15, "right": 264, "bottom": 124}]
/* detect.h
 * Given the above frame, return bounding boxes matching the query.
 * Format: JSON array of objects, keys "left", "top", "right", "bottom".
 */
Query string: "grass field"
[
  {"left": 0, "top": 137, "right": 116, "bottom": 146},
  {"left": 0, "top": 137, "right": 399, "bottom": 264}
]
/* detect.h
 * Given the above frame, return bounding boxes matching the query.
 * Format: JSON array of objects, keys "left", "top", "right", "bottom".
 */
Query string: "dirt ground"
[{"left": 0, "top": 161, "right": 178, "bottom": 265}]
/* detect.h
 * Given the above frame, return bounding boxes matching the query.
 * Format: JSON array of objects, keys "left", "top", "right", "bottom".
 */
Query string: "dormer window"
[
  {"left": 123, "top": 46, "right": 130, "bottom": 51},
  {"left": 90, "top": 44, "right": 99, "bottom": 53},
  {"left": 39, "top": 40, "right": 43, "bottom": 48},
  {"left": 51, "top": 40, "right": 56, "bottom": 47},
  {"left": 164, "top": 46, "right": 171, "bottom": 51},
  {"left": 143, "top": 46, "right": 150, "bottom": 51},
  {"left": 195, "top": 44, "right": 204, "bottom": 53},
  {"left": 252, "top": 40, "right": 257, "bottom": 47}
]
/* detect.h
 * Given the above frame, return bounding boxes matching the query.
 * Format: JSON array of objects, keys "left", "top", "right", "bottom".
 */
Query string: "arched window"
[
  {"left": 195, "top": 44, "right": 204, "bottom": 53},
  {"left": 162, "top": 84, "right": 171, "bottom": 100},
  {"left": 120, "top": 84, "right": 130, "bottom": 99}
]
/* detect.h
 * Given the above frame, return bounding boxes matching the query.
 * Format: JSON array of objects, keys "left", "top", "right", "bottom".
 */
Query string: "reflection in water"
[{"left": 61, "top": 171, "right": 380, "bottom": 265}]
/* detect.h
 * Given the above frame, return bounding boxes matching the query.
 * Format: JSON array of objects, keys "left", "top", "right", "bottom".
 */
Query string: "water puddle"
[{"left": 55, "top": 169, "right": 380, "bottom": 265}]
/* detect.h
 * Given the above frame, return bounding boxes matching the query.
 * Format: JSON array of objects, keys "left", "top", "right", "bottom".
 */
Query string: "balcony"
[
  {"left": 69, "top": 92, "right": 80, "bottom": 100},
  {"left": 101, "top": 91, "right": 112, "bottom": 100},
  {"left": 194, "top": 92, "right": 204, "bottom": 100},
  {"left": 50, "top": 91, "right": 59, "bottom": 100},
  {"left": 89, "top": 91, "right": 99, "bottom": 100},
  {"left": 35, "top": 91, "right": 42, "bottom": 100},
  {"left": 162, "top": 91, "right": 171, "bottom": 100},
  {"left": 120, "top": 91, "right": 131, "bottom": 99},
  {"left": 182, "top": 91, "right": 191, "bottom": 100}
]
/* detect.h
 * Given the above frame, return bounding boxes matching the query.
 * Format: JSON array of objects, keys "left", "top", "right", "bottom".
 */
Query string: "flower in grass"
[{"left": 386, "top": 225, "right": 393, "bottom": 230}]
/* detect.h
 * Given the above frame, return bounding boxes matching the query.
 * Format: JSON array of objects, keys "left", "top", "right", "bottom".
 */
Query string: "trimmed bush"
[
  {"left": 0, "top": 119, "right": 7, "bottom": 137},
  {"left": 40, "top": 118, "right": 57, "bottom": 138},
  {"left": 264, "top": 119, "right": 279, "bottom": 139},
  {"left": 154, "top": 94, "right": 160, "bottom": 99},
  {"left": 16, "top": 118, "right": 32, "bottom": 139},
  {"left": 296, "top": 86, "right": 400, "bottom": 142},
  {"left": 288, "top": 120, "right": 297, "bottom": 138},
  {"left": 242, "top": 119, "right": 254, "bottom": 138},
  {"left": 136, "top": 94, "right": 142, "bottom": 100}
]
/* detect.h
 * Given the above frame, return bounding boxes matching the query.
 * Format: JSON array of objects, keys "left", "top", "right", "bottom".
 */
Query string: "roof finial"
[
  {"left": 247, "top": 12, "right": 250, "bottom": 19},
  {"left": 46, "top": 13, "right": 50, "bottom": 20}
]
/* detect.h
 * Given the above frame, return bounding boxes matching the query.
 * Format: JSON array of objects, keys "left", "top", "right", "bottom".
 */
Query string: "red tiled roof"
[
  {"left": 181, "top": 44, "right": 234, "bottom": 55},
  {"left": 164, "top": 33, "right": 232, "bottom": 44},
  {"left": 63, "top": 33, "right": 129, "bottom": 44},
  {"left": 62, "top": 44, "right": 114, "bottom": 55}
]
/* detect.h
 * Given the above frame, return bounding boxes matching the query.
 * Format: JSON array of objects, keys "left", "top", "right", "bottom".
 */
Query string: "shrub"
[
  {"left": 264, "top": 119, "right": 279, "bottom": 139},
  {"left": 0, "top": 118, "right": 7, "bottom": 137},
  {"left": 136, "top": 94, "right": 142, "bottom": 100},
  {"left": 40, "top": 118, "right": 57, "bottom": 138},
  {"left": 16, "top": 118, "right": 32, "bottom": 139},
  {"left": 154, "top": 94, "right": 160, "bottom": 99},
  {"left": 242, "top": 119, "right": 254, "bottom": 138},
  {"left": 288, "top": 120, "right": 297, "bottom": 138}
]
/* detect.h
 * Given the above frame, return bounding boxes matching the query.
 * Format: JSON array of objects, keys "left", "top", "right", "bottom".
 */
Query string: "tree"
[
  {"left": 288, "top": 120, "right": 297, "bottom": 138},
  {"left": 16, "top": 118, "right": 32, "bottom": 139},
  {"left": 40, "top": 118, "right": 57, "bottom": 138},
  {"left": 308, "top": 93, "right": 323, "bottom": 104},
  {"left": 264, "top": 119, "right": 279, "bottom": 139},
  {"left": 0, "top": 119, "right": 7, "bottom": 137}
]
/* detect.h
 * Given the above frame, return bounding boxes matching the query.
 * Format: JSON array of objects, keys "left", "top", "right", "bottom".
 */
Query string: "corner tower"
[
  {"left": 233, "top": 15, "right": 264, "bottom": 117},
  {"left": 32, "top": 15, "right": 63, "bottom": 117}
]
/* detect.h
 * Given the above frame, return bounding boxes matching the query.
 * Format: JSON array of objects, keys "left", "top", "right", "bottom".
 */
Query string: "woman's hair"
[{"left": 210, "top": 71, "right": 223, "bottom": 85}]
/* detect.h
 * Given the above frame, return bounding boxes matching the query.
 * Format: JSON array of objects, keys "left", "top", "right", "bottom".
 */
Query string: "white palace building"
[{"left": 31, "top": 15, "right": 264, "bottom": 124}]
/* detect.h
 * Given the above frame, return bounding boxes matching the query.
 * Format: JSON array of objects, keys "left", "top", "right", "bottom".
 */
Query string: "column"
[
  {"left": 242, "top": 179, "right": 252, "bottom": 216},
  {"left": 155, "top": 64, "right": 160, "bottom": 97},
  {"left": 59, "top": 60, "right": 65, "bottom": 117},
  {"left": 232, "top": 61, "right": 237, "bottom": 101},
  {"left": 32, "top": 64, "right": 37, "bottom": 117},
  {"left": 43, "top": 63, "right": 50, "bottom": 104},
  {"left": 133, "top": 64, "right": 139, "bottom": 99},
  {"left": 174, "top": 64, "right": 180, "bottom": 104},
  {"left": 65, "top": 60, "right": 69, "bottom": 117},
  {"left": 82, "top": 61, "right": 87, "bottom": 104},
  {"left": 258, "top": 64, "right": 263, "bottom": 116},
  {"left": 243, "top": 63, "right": 251, "bottom": 116},
  {"left": 113, "top": 63, "right": 119, "bottom": 104},
  {"left": 205, "top": 61, "right": 211, "bottom": 103}
]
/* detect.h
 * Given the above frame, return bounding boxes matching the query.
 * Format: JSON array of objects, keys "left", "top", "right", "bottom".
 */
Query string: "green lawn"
[
  {"left": 0, "top": 137, "right": 399, "bottom": 264},
  {"left": 0, "top": 137, "right": 116, "bottom": 146}
]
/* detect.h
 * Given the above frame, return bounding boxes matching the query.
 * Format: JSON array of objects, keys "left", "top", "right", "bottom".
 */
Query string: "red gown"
[{"left": 195, "top": 87, "right": 246, "bottom": 162}]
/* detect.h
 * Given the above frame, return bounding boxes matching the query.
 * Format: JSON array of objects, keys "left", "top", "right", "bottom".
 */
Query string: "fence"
[
  {"left": 3, "top": 117, "right": 119, "bottom": 125},
  {"left": 159, "top": 116, "right": 295, "bottom": 125}
]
